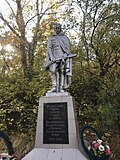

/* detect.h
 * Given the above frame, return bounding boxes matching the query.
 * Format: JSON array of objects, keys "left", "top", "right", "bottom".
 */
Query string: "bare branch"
[
  {"left": 25, "top": 13, "right": 57, "bottom": 27},
  {"left": 16, "top": 0, "right": 25, "bottom": 33},
  {"left": 32, "top": 0, "right": 40, "bottom": 43},
  {"left": 25, "top": 0, "right": 64, "bottom": 26},
  {"left": 5, "top": 0, "right": 16, "bottom": 18},
  {"left": 0, "top": 13, "right": 20, "bottom": 37},
  {"left": 90, "top": 14, "right": 117, "bottom": 49},
  {"left": 76, "top": 0, "right": 85, "bottom": 14},
  {"left": 40, "top": 0, "right": 43, "bottom": 13},
  {"left": 31, "top": 2, "right": 57, "bottom": 44}
]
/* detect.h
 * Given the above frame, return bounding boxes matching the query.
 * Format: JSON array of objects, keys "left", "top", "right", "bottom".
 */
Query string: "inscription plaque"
[{"left": 43, "top": 102, "right": 69, "bottom": 144}]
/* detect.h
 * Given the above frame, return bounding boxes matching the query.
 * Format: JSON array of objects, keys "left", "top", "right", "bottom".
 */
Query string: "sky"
[{"left": 0, "top": 0, "right": 15, "bottom": 16}]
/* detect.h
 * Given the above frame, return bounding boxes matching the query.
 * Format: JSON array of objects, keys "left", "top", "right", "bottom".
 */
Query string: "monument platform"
[
  {"left": 22, "top": 94, "right": 88, "bottom": 160},
  {"left": 22, "top": 148, "right": 87, "bottom": 160}
]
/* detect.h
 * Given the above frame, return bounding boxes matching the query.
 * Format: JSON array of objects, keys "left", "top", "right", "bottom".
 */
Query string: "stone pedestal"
[{"left": 22, "top": 93, "right": 88, "bottom": 160}]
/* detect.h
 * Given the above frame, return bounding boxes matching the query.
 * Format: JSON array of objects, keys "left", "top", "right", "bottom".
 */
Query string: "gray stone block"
[{"left": 22, "top": 95, "right": 88, "bottom": 160}]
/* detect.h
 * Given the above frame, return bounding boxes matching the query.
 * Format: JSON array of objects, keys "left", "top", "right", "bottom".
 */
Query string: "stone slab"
[
  {"left": 35, "top": 96, "right": 78, "bottom": 149},
  {"left": 46, "top": 92, "right": 70, "bottom": 97},
  {"left": 22, "top": 148, "right": 88, "bottom": 160}
]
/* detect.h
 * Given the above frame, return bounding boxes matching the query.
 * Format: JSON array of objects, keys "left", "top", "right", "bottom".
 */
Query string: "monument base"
[
  {"left": 22, "top": 95, "right": 88, "bottom": 160},
  {"left": 22, "top": 148, "right": 87, "bottom": 160}
]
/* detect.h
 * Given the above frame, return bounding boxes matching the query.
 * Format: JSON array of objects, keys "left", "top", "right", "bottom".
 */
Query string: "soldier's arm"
[{"left": 47, "top": 37, "right": 55, "bottom": 61}]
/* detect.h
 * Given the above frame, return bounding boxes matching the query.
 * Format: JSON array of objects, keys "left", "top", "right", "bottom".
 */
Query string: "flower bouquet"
[
  {"left": 80, "top": 125, "right": 111, "bottom": 160},
  {"left": 88, "top": 139, "right": 110, "bottom": 160}
]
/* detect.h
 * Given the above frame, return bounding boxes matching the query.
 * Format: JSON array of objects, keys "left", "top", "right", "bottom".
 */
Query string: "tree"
[
  {"left": 0, "top": 0, "right": 64, "bottom": 78},
  {"left": 63, "top": 0, "right": 120, "bottom": 130},
  {"left": 64, "top": 0, "right": 120, "bottom": 77}
]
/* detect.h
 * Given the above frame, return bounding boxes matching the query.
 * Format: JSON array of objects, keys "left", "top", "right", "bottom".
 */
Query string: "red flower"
[
  {"left": 106, "top": 149, "right": 110, "bottom": 155},
  {"left": 93, "top": 142, "right": 99, "bottom": 148}
]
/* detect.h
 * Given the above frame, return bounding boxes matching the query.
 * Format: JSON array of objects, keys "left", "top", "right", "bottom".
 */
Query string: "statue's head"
[{"left": 53, "top": 23, "right": 62, "bottom": 34}]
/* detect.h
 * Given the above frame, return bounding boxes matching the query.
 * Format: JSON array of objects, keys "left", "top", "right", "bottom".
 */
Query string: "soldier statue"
[{"left": 45, "top": 23, "right": 75, "bottom": 93}]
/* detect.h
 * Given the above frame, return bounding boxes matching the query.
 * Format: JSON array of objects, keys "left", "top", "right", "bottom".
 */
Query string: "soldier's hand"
[
  {"left": 51, "top": 57, "right": 56, "bottom": 62},
  {"left": 62, "top": 56, "right": 65, "bottom": 63}
]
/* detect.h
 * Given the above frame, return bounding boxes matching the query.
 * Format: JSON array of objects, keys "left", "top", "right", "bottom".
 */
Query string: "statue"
[{"left": 45, "top": 23, "right": 75, "bottom": 93}]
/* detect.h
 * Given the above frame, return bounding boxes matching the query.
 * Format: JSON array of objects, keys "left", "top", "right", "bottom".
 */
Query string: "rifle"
[{"left": 45, "top": 54, "right": 77, "bottom": 69}]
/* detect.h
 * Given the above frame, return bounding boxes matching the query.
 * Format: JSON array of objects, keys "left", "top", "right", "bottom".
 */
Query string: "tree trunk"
[{"left": 20, "top": 44, "right": 29, "bottom": 78}]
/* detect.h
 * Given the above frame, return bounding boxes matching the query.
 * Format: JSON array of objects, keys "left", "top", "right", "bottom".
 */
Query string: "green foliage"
[
  {"left": 0, "top": 62, "right": 50, "bottom": 134},
  {"left": 0, "top": 0, "right": 120, "bottom": 159}
]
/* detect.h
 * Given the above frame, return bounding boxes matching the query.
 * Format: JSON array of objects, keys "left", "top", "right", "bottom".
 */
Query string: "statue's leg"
[
  {"left": 56, "top": 71, "right": 60, "bottom": 92},
  {"left": 59, "top": 62, "right": 65, "bottom": 92},
  {"left": 48, "top": 73, "right": 57, "bottom": 92},
  {"left": 60, "top": 73, "right": 64, "bottom": 92}
]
